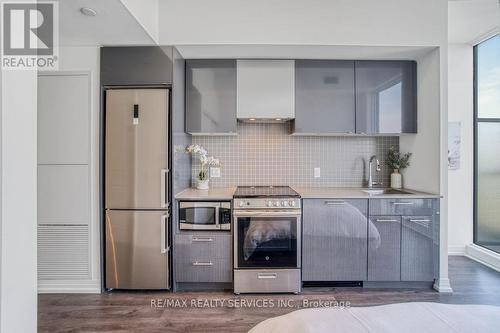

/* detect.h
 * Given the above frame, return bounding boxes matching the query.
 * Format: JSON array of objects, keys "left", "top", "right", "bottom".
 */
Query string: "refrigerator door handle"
[
  {"left": 161, "top": 169, "right": 169, "bottom": 208},
  {"left": 161, "top": 213, "right": 169, "bottom": 254}
]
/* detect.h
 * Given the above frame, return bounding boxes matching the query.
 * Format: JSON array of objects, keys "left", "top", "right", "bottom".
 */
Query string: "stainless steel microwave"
[{"left": 179, "top": 201, "right": 231, "bottom": 231}]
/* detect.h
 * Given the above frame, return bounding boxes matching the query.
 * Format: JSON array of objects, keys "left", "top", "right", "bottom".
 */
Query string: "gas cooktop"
[{"left": 233, "top": 186, "right": 300, "bottom": 198}]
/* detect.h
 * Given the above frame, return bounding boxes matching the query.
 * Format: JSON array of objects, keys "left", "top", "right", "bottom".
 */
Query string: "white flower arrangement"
[{"left": 185, "top": 144, "right": 220, "bottom": 181}]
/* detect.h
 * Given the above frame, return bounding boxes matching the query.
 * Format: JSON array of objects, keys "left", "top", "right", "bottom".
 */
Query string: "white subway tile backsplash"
[{"left": 191, "top": 123, "right": 398, "bottom": 188}]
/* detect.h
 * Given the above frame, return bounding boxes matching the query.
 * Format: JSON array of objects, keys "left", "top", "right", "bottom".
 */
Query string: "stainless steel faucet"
[{"left": 368, "top": 155, "right": 381, "bottom": 188}]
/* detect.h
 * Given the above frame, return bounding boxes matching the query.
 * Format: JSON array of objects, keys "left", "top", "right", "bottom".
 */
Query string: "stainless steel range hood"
[{"left": 236, "top": 60, "right": 295, "bottom": 122}]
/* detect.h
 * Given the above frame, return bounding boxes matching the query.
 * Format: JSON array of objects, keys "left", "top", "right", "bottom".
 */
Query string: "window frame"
[{"left": 473, "top": 35, "right": 500, "bottom": 249}]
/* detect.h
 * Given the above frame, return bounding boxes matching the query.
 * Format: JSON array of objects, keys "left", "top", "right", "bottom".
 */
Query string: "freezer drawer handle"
[
  {"left": 161, "top": 169, "right": 169, "bottom": 208},
  {"left": 375, "top": 219, "right": 399, "bottom": 222},
  {"left": 393, "top": 202, "right": 414, "bottom": 205},
  {"left": 192, "top": 261, "right": 213, "bottom": 266},
  {"left": 258, "top": 273, "right": 278, "bottom": 279},
  {"left": 161, "top": 214, "right": 169, "bottom": 254},
  {"left": 325, "top": 200, "right": 345, "bottom": 205},
  {"left": 192, "top": 237, "right": 214, "bottom": 242}
]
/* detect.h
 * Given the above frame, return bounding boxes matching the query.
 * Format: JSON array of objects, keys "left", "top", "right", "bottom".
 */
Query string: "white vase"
[
  {"left": 391, "top": 169, "right": 402, "bottom": 189},
  {"left": 197, "top": 179, "right": 209, "bottom": 190}
]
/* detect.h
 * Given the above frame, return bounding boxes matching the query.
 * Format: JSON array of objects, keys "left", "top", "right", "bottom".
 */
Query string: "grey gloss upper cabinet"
[
  {"left": 294, "top": 60, "right": 355, "bottom": 134},
  {"left": 355, "top": 61, "right": 417, "bottom": 134},
  {"left": 185, "top": 60, "right": 237, "bottom": 135},
  {"left": 303, "top": 199, "right": 368, "bottom": 281}
]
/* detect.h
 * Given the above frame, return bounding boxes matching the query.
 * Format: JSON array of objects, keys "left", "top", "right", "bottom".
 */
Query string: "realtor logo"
[{"left": 1, "top": 1, "right": 58, "bottom": 70}]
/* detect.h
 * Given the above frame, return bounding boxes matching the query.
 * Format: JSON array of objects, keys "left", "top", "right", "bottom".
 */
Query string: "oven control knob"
[
  {"left": 290, "top": 200, "right": 296, "bottom": 207},
  {"left": 239, "top": 201, "right": 244, "bottom": 207},
  {"left": 267, "top": 201, "right": 273, "bottom": 207},
  {"left": 274, "top": 201, "right": 280, "bottom": 207},
  {"left": 282, "top": 201, "right": 288, "bottom": 206}
]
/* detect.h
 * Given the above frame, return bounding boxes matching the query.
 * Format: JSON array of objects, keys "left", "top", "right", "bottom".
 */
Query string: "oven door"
[
  {"left": 234, "top": 210, "right": 301, "bottom": 269},
  {"left": 179, "top": 202, "right": 220, "bottom": 230}
]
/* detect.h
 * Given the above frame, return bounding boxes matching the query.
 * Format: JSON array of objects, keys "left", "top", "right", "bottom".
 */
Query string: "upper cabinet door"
[
  {"left": 185, "top": 60, "right": 237, "bottom": 135},
  {"left": 237, "top": 60, "right": 295, "bottom": 120},
  {"left": 355, "top": 61, "right": 417, "bottom": 134},
  {"left": 294, "top": 60, "right": 355, "bottom": 134}
]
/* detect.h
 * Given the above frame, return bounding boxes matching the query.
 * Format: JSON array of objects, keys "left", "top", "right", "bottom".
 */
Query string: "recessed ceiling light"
[
  {"left": 275, "top": 118, "right": 281, "bottom": 121},
  {"left": 249, "top": 118, "right": 256, "bottom": 121},
  {"left": 80, "top": 7, "right": 97, "bottom": 16}
]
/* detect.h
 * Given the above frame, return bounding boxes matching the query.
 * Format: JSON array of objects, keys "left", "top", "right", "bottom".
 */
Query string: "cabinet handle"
[
  {"left": 393, "top": 202, "right": 414, "bottom": 205},
  {"left": 192, "top": 237, "right": 214, "bottom": 242},
  {"left": 375, "top": 219, "right": 398, "bottom": 222},
  {"left": 409, "top": 219, "right": 431, "bottom": 222},
  {"left": 325, "top": 200, "right": 345, "bottom": 205},
  {"left": 192, "top": 261, "right": 213, "bottom": 266},
  {"left": 258, "top": 273, "right": 277, "bottom": 279}
]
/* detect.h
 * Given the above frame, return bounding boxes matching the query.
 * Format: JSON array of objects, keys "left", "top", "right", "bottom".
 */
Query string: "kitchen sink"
[{"left": 361, "top": 188, "right": 413, "bottom": 195}]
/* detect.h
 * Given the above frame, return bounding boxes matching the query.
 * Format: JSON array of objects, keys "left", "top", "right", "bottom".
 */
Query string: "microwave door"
[
  {"left": 105, "top": 89, "right": 169, "bottom": 210},
  {"left": 179, "top": 203, "right": 219, "bottom": 230}
]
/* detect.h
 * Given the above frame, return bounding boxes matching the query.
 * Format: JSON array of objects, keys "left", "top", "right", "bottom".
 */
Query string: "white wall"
[
  {"left": 1, "top": 69, "right": 38, "bottom": 332},
  {"left": 400, "top": 49, "right": 442, "bottom": 194},
  {"left": 447, "top": 44, "right": 474, "bottom": 255},
  {"left": 37, "top": 46, "right": 101, "bottom": 293},
  {"left": 159, "top": 0, "right": 447, "bottom": 46}
]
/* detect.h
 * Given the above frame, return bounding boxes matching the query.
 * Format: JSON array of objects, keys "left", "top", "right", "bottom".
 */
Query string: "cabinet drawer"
[
  {"left": 369, "top": 199, "right": 434, "bottom": 216},
  {"left": 174, "top": 233, "right": 231, "bottom": 260},
  {"left": 175, "top": 258, "right": 232, "bottom": 283},
  {"left": 304, "top": 199, "right": 368, "bottom": 215},
  {"left": 234, "top": 269, "right": 300, "bottom": 294}
]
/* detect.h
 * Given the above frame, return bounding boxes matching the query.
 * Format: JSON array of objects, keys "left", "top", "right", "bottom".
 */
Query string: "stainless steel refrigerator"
[{"left": 104, "top": 88, "right": 170, "bottom": 290}]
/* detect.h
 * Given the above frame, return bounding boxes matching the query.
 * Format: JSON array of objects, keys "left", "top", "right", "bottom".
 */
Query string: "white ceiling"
[
  {"left": 448, "top": 0, "right": 499, "bottom": 44},
  {"left": 58, "top": 0, "right": 156, "bottom": 46}
]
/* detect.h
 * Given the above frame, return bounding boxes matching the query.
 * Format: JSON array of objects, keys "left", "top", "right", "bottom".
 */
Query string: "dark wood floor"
[{"left": 38, "top": 256, "right": 500, "bottom": 333}]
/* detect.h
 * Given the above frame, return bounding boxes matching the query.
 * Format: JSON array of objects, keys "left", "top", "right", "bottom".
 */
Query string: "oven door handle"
[{"left": 233, "top": 210, "right": 302, "bottom": 217}]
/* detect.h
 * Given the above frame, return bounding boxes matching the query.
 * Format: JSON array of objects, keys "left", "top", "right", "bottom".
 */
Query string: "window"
[{"left": 474, "top": 35, "right": 500, "bottom": 253}]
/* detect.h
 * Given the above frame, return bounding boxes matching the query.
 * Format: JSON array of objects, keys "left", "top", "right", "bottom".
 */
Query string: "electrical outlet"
[
  {"left": 314, "top": 167, "right": 321, "bottom": 178},
  {"left": 210, "top": 167, "right": 221, "bottom": 178}
]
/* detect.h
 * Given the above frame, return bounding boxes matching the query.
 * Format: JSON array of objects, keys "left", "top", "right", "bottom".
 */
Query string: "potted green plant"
[
  {"left": 186, "top": 144, "right": 220, "bottom": 190},
  {"left": 386, "top": 146, "right": 412, "bottom": 189}
]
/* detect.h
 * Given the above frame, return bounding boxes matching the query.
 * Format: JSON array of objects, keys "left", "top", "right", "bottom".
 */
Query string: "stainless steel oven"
[
  {"left": 233, "top": 195, "right": 302, "bottom": 294},
  {"left": 179, "top": 201, "right": 231, "bottom": 231}
]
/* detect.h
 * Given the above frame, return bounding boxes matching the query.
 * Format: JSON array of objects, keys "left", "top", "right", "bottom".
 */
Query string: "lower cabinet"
[
  {"left": 368, "top": 216, "right": 401, "bottom": 281},
  {"left": 401, "top": 216, "right": 435, "bottom": 281},
  {"left": 174, "top": 233, "right": 232, "bottom": 283},
  {"left": 302, "top": 199, "right": 368, "bottom": 281},
  {"left": 303, "top": 198, "right": 439, "bottom": 284}
]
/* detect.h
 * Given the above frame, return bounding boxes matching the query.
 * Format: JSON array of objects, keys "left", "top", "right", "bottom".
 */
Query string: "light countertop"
[
  {"left": 292, "top": 187, "right": 441, "bottom": 199},
  {"left": 175, "top": 187, "right": 236, "bottom": 200},
  {"left": 175, "top": 186, "right": 440, "bottom": 200}
]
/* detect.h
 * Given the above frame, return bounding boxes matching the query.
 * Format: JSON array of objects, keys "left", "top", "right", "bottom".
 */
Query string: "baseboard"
[
  {"left": 38, "top": 279, "right": 101, "bottom": 294},
  {"left": 465, "top": 244, "right": 500, "bottom": 273},
  {"left": 448, "top": 246, "right": 466, "bottom": 256},
  {"left": 433, "top": 278, "right": 453, "bottom": 293}
]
